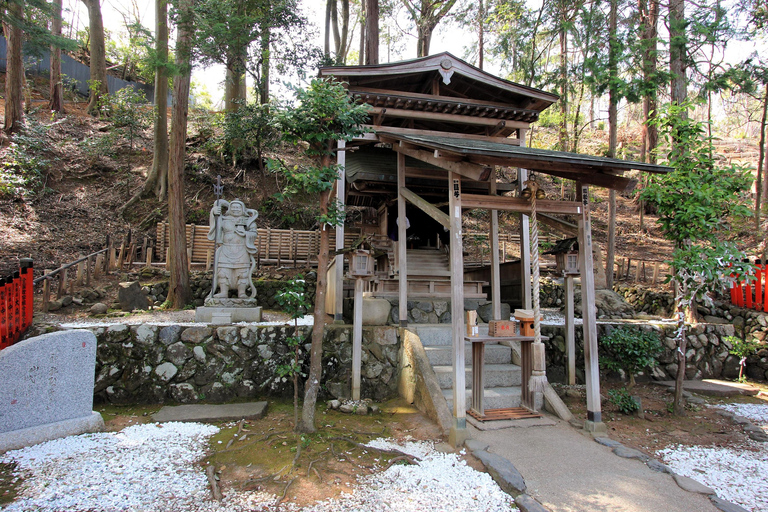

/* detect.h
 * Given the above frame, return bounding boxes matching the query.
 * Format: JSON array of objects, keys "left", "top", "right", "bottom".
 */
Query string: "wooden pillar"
[
  {"left": 397, "top": 151, "right": 408, "bottom": 327},
  {"left": 565, "top": 274, "right": 576, "bottom": 386},
  {"left": 449, "top": 171, "right": 467, "bottom": 447},
  {"left": 335, "top": 139, "right": 346, "bottom": 322},
  {"left": 576, "top": 183, "right": 605, "bottom": 432},
  {"left": 489, "top": 179, "right": 502, "bottom": 320},
  {"left": 352, "top": 277, "right": 363, "bottom": 400}
]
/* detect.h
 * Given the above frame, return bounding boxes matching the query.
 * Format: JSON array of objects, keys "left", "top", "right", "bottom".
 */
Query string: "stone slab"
[
  {"left": 152, "top": 401, "right": 268, "bottom": 423},
  {"left": 467, "top": 415, "right": 556, "bottom": 431},
  {"left": 653, "top": 379, "right": 758, "bottom": 397},
  {"left": 0, "top": 412, "right": 104, "bottom": 452},
  {"left": 673, "top": 474, "right": 715, "bottom": 495},
  {"left": 472, "top": 449, "right": 527, "bottom": 494},
  {"left": 195, "top": 306, "right": 262, "bottom": 324},
  {"left": 515, "top": 494, "right": 551, "bottom": 512},
  {"left": 0, "top": 330, "right": 98, "bottom": 434},
  {"left": 464, "top": 438, "right": 490, "bottom": 452},
  {"left": 709, "top": 496, "right": 750, "bottom": 512}
]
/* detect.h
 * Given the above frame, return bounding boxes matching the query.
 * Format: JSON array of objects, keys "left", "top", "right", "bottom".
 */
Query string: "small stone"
[
  {"left": 61, "top": 295, "right": 73, "bottom": 307},
  {"left": 465, "top": 439, "right": 490, "bottom": 452},
  {"left": 90, "top": 303, "right": 108, "bottom": 314},
  {"left": 514, "top": 494, "right": 548, "bottom": 512},
  {"left": 327, "top": 400, "right": 341, "bottom": 410},
  {"left": 646, "top": 459, "right": 672, "bottom": 473},
  {"left": 612, "top": 446, "right": 649, "bottom": 461},
  {"left": 339, "top": 404, "right": 354, "bottom": 414},
  {"left": 565, "top": 389, "right": 581, "bottom": 398},
  {"left": 355, "top": 404, "right": 369, "bottom": 415},
  {"left": 370, "top": 405, "right": 380, "bottom": 414},
  {"left": 472, "top": 449, "right": 526, "bottom": 494},
  {"left": 48, "top": 300, "right": 62, "bottom": 311},
  {"left": 594, "top": 437, "right": 622, "bottom": 448},
  {"left": 672, "top": 474, "right": 715, "bottom": 495},
  {"left": 709, "top": 496, "right": 751, "bottom": 512}
]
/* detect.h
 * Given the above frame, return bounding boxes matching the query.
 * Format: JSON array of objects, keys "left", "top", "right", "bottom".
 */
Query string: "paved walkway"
[{"left": 469, "top": 417, "right": 720, "bottom": 512}]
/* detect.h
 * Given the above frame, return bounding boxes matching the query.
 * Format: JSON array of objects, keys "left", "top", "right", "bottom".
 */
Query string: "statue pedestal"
[{"left": 195, "top": 298, "right": 262, "bottom": 324}]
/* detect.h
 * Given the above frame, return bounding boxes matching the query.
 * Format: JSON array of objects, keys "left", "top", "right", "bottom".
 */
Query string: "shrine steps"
[{"left": 411, "top": 324, "right": 523, "bottom": 411}]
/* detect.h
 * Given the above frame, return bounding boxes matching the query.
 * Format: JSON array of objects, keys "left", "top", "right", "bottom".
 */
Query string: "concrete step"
[
  {"left": 412, "top": 325, "right": 489, "bottom": 347},
  {"left": 443, "top": 386, "right": 522, "bottom": 410},
  {"left": 424, "top": 344, "right": 512, "bottom": 366},
  {"left": 433, "top": 364, "right": 522, "bottom": 389}
]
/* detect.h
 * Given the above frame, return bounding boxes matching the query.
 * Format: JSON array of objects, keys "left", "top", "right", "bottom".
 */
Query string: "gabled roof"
[{"left": 319, "top": 52, "right": 558, "bottom": 114}]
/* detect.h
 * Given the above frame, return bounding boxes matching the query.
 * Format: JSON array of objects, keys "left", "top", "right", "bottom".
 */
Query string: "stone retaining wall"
[
  {"left": 540, "top": 321, "right": 761, "bottom": 384},
  {"left": 58, "top": 323, "right": 398, "bottom": 405}
]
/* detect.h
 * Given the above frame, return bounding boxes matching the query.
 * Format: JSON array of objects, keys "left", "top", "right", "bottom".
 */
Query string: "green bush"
[
  {"left": 726, "top": 336, "right": 759, "bottom": 382},
  {"left": 599, "top": 327, "right": 662, "bottom": 386},
  {"left": 608, "top": 388, "right": 640, "bottom": 414},
  {"left": 0, "top": 115, "right": 52, "bottom": 199},
  {"left": 222, "top": 102, "right": 280, "bottom": 169}
]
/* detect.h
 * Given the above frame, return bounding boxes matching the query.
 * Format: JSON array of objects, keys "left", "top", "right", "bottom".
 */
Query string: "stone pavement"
[
  {"left": 652, "top": 379, "right": 759, "bottom": 397},
  {"left": 468, "top": 416, "right": 726, "bottom": 512},
  {"left": 152, "top": 402, "right": 268, "bottom": 423}
]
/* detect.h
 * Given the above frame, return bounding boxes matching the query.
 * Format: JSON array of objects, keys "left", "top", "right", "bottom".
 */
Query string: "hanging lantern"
[{"left": 348, "top": 249, "right": 374, "bottom": 278}]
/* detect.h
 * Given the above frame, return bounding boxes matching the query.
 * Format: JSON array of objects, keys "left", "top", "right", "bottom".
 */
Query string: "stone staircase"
[{"left": 412, "top": 324, "right": 523, "bottom": 411}]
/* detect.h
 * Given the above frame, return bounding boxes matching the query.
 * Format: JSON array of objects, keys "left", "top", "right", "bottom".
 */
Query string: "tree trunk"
[
  {"left": 3, "top": 0, "right": 24, "bottom": 135},
  {"left": 755, "top": 84, "right": 767, "bottom": 234},
  {"left": 324, "top": 0, "right": 332, "bottom": 58},
  {"left": 558, "top": 7, "right": 569, "bottom": 152},
  {"left": 358, "top": 0, "right": 365, "bottom": 65},
  {"left": 669, "top": 0, "right": 687, "bottom": 117},
  {"left": 297, "top": 163, "right": 332, "bottom": 433},
  {"left": 82, "top": 0, "right": 109, "bottom": 115},
  {"left": 49, "top": 0, "right": 65, "bottom": 113},
  {"left": 337, "top": 0, "right": 350, "bottom": 64},
  {"left": 606, "top": 0, "right": 618, "bottom": 290},
  {"left": 259, "top": 24, "right": 271, "bottom": 105},
  {"left": 167, "top": 0, "right": 193, "bottom": 309},
  {"left": 673, "top": 305, "right": 687, "bottom": 415},
  {"left": 639, "top": 0, "right": 658, "bottom": 231},
  {"left": 417, "top": 24, "right": 433, "bottom": 57},
  {"left": 364, "top": 0, "right": 378, "bottom": 64},
  {"left": 477, "top": 0, "right": 484, "bottom": 70}
]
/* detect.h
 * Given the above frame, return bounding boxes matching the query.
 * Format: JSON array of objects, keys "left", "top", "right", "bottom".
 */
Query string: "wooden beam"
[
  {"left": 389, "top": 143, "right": 492, "bottom": 182},
  {"left": 360, "top": 125, "right": 522, "bottom": 145},
  {"left": 460, "top": 194, "right": 582, "bottom": 215},
  {"left": 369, "top": 107, "right": 529, "bottom": 130},
  {"left": 490, "top": 180, "right": 501, "bottom": 320},
  {"left": 539, "top": 213, "right": 579, "bottom": 237},
  {"left": 577, "top": 183, "right": 604, "bottom": 430},
  {"left": 400, "top": 187, "right": 450, "bottom": 229}
]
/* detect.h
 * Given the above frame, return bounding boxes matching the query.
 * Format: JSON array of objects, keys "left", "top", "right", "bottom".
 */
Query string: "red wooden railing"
[
  {"left": 730, "top": 261, "right": 768, "bottom": 313},
  {"left": 0, "top": 259, "right": 34, "bottom": 350}
]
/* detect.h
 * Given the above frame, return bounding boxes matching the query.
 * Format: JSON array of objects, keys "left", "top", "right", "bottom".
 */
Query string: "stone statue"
[{"left": 207, "top": 199, "right": 258, "bottom": 299}]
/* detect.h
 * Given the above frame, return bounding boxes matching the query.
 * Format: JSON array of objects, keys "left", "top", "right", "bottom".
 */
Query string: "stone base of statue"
[{"left": 195, "top": 298, "right": 262, "bottom": 325}]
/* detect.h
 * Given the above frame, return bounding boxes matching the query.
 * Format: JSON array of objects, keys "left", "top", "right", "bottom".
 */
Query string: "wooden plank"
[
  {"left": 539, "top": 213, "right": 579, "bottom": 237},
  {"left": 359, "top": 125, "right": 522, "bottom": 145},
  {"left": 352, "top": 278, "right": 363, "bottom": 400},
  {"left": 390, "top": 143, "right": 492, "bottom": 182},
  {"left": 461, "top": 194, "right": 582, "bottom": 215},
  {"left": 577, "top": 183, "right": 602, "bottom": 426},
  {"left": 369, "top": 106, "right": 531, "bottom": 130},
  {"left": 400, "top": 187, "right": 450, "bottom": 229}
]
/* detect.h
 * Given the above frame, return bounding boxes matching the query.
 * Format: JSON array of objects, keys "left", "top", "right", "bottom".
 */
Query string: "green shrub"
[
  {"left": 726, "top": 336, "right": 759, "bottom": 382},
  {"left": 599, "top": 327, "right": 662, "bottom": 386},
  {"left": 222, "top": 102, "right": 280, "bottom": 169},
  {"left": 608, "top": 388, "right": 640, "bottom": 414},
  {"left": 0, "top": 115, "right": 52, "bottom": 199}
]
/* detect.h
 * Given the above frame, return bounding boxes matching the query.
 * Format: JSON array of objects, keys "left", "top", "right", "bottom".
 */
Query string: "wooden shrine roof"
[
  {"left": 320, "top": 53, "right": 558, "bottom": 134},
  {"left": 376, "top": 132, "right": 672, "bottom": 192}
]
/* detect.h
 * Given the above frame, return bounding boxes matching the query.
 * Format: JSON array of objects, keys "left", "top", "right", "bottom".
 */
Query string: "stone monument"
[{"left": 196, "top": 177, "right": 262, "bottom": 324}]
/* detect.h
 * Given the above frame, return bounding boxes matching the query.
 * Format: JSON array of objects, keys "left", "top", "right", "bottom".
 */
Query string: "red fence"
[
  {"left": 730, "top": 261, "right": 768, "bottom": 312},
  {"left": 0, "top": 259, "right": 34, "bottom": 350}
]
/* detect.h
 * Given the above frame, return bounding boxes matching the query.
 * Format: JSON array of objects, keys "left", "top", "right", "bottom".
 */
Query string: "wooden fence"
[
  {"left": 463, "top": 231, "right": 563, "bottom": 267},
  {"left": 155, "top": 223, "right": 364, "bottom": 268},
  {"left": 613, "top": 257, "right": 669, "bottom": 285},
  {"left": 0, "top": 259, "right": 34, "bottom": 350}
]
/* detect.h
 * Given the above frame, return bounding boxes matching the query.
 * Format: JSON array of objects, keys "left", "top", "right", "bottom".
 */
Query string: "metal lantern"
[{"left": 349, "top": 249, "right": 374, "bottom": 278}]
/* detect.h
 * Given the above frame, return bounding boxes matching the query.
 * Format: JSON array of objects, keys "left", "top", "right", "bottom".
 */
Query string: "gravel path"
[
  {"left": 1, "top": 424, "right": 516, "bottom": 512},
  {"left": 657, "top": 403, "right": 768, "bottom": 512}
]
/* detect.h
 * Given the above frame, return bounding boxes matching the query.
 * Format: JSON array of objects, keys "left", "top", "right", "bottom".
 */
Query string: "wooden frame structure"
[{"left": 321, "top": 53, "right": 670, "bottom": 444}]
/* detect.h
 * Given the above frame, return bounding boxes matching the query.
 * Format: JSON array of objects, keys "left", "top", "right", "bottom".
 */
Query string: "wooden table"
[{"left": 465, "top": 334, "right": 547, "bottom": 417}]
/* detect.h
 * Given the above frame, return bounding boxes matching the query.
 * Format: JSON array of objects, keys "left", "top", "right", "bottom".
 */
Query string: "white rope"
[{"left": 526, "top": 180, "right": 547, "bottom": 396}]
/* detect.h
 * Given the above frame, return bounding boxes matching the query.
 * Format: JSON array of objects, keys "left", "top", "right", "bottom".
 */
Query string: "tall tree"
[
  {"left": 668, "top": 0, "right": 687, "bottom": 116},
  {"left": 3, "top": 0, "right": 24, "bottom": 135},
  {"left": 81, "top": 0, "right": 109, "bottom": 115},
  {"left": 400, "top": 0, "right": 458, "bottom": 57},
  {"left": 167, "top": 0, "right": 195, "bottom": 308},
  {"left": 365, "top": 0, "right": 379, "bottom": 63},
  {"left": 638, "top": 0, "right": 659, "bottom": 231},
  {"left": 48, "top": 0, "right": 65, "bottom": 113},
  {"left": 606, "top": 0, "right": 618, "bottom": 290},
  {"left": 277, "top": 79, "right": 369, "bottom": 433}
]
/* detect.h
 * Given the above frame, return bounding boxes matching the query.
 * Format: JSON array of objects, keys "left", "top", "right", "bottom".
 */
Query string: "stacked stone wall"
[{"left": 50, "top": 323, "right": 399, "bottom": 405}]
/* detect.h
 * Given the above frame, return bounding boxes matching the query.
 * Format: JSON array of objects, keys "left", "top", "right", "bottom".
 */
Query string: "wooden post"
[
  {"left": 86, "top": 256, "right": 92, "bottom": 287},
  {"left": 449, "top": 171, "right": 467, "bottom": 447},
  {"left": 352, "top": 277, "right": 363, "bottom": 400},
  {"left": 166, "top": 248, "right": 170, "bottom": 265},
  {"left": 576, "top": 183, "right": 604, "bottom": 432},
  {"left": 652, "top": 262, "right": 660, "bottom": 285},
  {"left": 565, "top": 274, "right": 576, "bottom": 386},
  {"left": 57, "top": 268, "right": 67, "bottom": 299},
  {"left": 335, "top": 142, "right": 347, "bottom": 321},
  {"left": 127, "top": 243, "right": 136, "bottom": 269},
  {"left": 76, "top": 254, "right": 84, "bottom": 285},
  {"left": 42, "top": 271, "right": 51, "bottom": 313},
  {"left": 68, "top": 270, "right": 74, "bottom": 295},
  {"left": 146, "top": 242, "right": 153, "bottom": 267},
  {"left": 397, "top": 151, "right": 408, "bottom": 327},
  {"left": 108, "top": 245, "right": 117, "bottom": 272},
  {"left": 490, "top": 179, "right": 502, "bottom": 321},
  {"left": 141, "top": 237, "right": 148, "bottom": 263},
  {"left": 117, "top": 237, "right": 126, "bottom": 270},
  {"left": 205, "top": 248, "right": 212, "bottom": 270},
  {"left": 188, "top": 224, "right": 196, "bottom": 269},
  {"left": 625, "top": 258, "right": 632, "bottom": 279},
  {"left": 94, "top": 254, "right": 103, "bottom": 278}
]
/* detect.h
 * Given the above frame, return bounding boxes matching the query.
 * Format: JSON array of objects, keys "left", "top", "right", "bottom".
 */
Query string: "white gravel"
[
  {"left": 1, "top": 426, "right": 516, "bottom": 512},
  {"left": 657, "top": 402, "right": 768, "bottom": 512}
]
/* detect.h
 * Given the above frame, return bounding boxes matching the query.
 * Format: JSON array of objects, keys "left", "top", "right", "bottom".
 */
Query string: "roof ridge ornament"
[{"left": 438, "top": 58, "right": 454, "bottom": 85}]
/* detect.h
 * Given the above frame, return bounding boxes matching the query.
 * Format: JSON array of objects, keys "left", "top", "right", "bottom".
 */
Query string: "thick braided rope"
[{"left": 528, "top": 183, "right": 541, "bottom": 345}]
